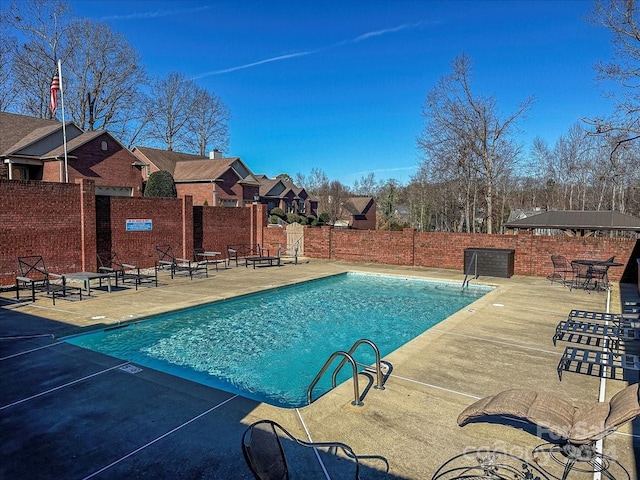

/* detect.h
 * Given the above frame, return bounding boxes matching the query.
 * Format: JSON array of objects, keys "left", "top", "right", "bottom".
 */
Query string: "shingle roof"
[
  {"left": 133, "top": 146, "right": 254, "bottom": 183},
  {"left": 504, "top": 210, "right": 640, "bottom": 232},
  {"left": 0, "top": 112, "right": 63, "bottom": 155}
]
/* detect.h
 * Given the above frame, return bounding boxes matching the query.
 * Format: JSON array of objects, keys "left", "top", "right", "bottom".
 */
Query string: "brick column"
[
  {"left": 182, "top": 195, "right": 194, "bottom": 259},
  {"left": 78, "top": 179, "right": 96, "bottom": 272},
  {"left": 249, "top": 203, "right": 267, "bottom": 248}
]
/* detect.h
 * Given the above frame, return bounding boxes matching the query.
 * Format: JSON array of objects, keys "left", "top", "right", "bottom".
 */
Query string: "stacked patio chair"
[
  {"left": 15, "top": 255, "right": 82, "bottom": 305},
  {"left": 553, "top": 309, "right": 640, "bottom": 347},
  {"left": 155, "top": 244, "right": 208, "bottom": 280},
  {"left": 552, "top": 309, "right": 640, "bottom": 380}
]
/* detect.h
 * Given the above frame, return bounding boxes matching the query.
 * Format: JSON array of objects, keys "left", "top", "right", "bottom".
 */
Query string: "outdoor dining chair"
[
  {"left": 549, "top": 254, "right": 571, "bottom": 285},
  {"left": 241, "top": 420, "right": 388, "bottom": 480}
]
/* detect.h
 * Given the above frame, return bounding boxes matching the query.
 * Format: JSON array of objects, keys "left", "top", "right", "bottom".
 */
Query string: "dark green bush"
[
  {"left": 270, "top": 207, "right": 285, "bottom": 218},
  {"left": 144, "top": 171, "right": 177, "bottom": 198}
]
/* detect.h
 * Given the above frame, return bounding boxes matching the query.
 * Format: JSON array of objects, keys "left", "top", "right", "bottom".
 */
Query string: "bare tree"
[
  {"left": 2, "top": 0, "right": 72, "bottom": 119},
  {"left": 352, "top": 173, "right": 379, "bottom": 196},
  {"left": 0, "top": 25, "right": 18, "bottom": 111},
  {"left": 295, "top": 167, "right": 329, "bottom": 196},
  {"left": 317, "top": 180, "right": 354, "bottom": 225},
  {"left": 588, "top": 0, "right": 640, "bottom": 138},
  {"left": 418, "top": 54, "right": 533, "bottom": 233},
  {"left": 145, "top": 72, "right": 196, "bottom": 152},
  {"left": 187, "top": 86, "right": 231, "bottom": 156},
  {"left": 65, "top": 18, "right": 146, "bottom": 136}
]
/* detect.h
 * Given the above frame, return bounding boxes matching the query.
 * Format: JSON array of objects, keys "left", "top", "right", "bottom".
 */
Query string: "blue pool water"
[{"left": 66, "top": 273, "right": 490, "bottom": 408}]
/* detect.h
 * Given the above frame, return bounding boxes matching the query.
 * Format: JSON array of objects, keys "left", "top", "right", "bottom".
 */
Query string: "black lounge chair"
[
  {"left": 97, "top": 252, "right": 157, "bottom": 289},
  {"left": 16, "top": 255, "right": 82, "bottom": 305},
  {"left": 244, "top": 246, "right": 282, "bottom": 269},
  {"left": 226, "top": 244, "right": 264, "bottom": 267},
  {"left": 458, "top": 384, "right": 640, "bottom": 480},
  {"left": 155, "top": 244, "right": 208, "bottom": 280},
  {"left": 557, "top": 345, "right": 640, "bottom": 380},
  {"left": 553, "top": 320, "right": 640, "bottom": 348},
  {"left": 553, "top": 309, "right": 640, "bottom": 347},
  {"left": 241, "top": 420, "right": 388, "bottom": 480}
]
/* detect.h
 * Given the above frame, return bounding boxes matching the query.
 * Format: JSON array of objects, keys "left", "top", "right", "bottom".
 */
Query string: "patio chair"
[
  {"left": 588, "top": 256, "right": 615, "bottom": 291},
  {"left": 548, "top": 255, "right": 571, "bottom": 286},
  {"left": 457, "top": 384, "right": 640, "bottom": 480},
  {"left": 97, "top": 252, "right": 157, "bottom": 290},
  {"left": 155, "top": 244, "right": 207, "bottom": 280},
  {"left": 15, "top": 255, "right": 82, "bottom": 305},
  {"left": 241, "top": 420, "right": 389, "bottom": 480},
  {"left": 569, "top": 260, "right": 591, "bottom": 291}
]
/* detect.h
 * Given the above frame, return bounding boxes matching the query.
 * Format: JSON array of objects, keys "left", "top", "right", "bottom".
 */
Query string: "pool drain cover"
[{"left": 119, "top": 364, "right": 143, "bottom": 374}]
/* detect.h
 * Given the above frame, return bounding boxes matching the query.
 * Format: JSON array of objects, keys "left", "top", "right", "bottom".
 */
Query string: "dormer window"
[{"left": 101, "top": 141, "right": 108, "bottom": 151}]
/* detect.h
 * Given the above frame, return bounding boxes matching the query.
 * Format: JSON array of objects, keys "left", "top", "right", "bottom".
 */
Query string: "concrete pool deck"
[{"left": 1, "top": 260, "right": 639, "bottom": 479}]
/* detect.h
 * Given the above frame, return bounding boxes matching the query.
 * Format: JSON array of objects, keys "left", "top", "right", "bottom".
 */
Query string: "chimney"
[{"left": 209, "top": 149, "right": 222, "bottom": 159}]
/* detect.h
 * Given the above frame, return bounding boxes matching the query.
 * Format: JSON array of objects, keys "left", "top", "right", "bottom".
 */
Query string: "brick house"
[
  {"left": 132, "top": 146, "right": 262, "bottom": 206},
  {"left": 317, "top": 196, "right": 377, "bottom": 230},
  {"left": 255, "top": 175, "right": 318, "bottom": 216},
  {"left": 0, "top": 112, "right": 144, "bottom": 196}
]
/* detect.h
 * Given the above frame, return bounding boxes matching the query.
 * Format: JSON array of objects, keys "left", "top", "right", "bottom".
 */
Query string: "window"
[
  {"left": 12, "top": 166, "right": 29, "bottom": 180},
  {"left": 298, "top": 200, "right": 306, "bottom": 214},
  {"left": 220, "top": 199, "right": 238, "bottom": 207}
]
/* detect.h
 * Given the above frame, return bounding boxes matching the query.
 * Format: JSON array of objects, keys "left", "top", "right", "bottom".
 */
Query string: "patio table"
[
  {"left": 63, "top": 271, "right": 112, "bottom": 295},
  {"left": 571, "top": 259, "right": 623, "bottom": 291},
  {"left": 196, "top": 251, "right": 223, "bottom": 271}
]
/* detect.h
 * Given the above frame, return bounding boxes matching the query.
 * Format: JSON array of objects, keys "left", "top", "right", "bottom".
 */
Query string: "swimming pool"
[{"left": 66, "top": 273, "right": 490, "bottom": 408}]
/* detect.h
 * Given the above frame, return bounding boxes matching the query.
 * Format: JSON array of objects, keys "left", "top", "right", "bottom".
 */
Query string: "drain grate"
[{"left": 119, "top": 364, "right": 143, "bottom": 374}]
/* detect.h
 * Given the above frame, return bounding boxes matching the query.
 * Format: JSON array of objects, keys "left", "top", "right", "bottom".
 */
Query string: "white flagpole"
[{"left": 57, "top": 59, "right": 69, "bottom": 183}]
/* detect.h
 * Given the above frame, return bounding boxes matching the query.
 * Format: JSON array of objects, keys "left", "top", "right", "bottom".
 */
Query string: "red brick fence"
[{"left": 1, "top": 179, "right": 638, "bottom": 286}]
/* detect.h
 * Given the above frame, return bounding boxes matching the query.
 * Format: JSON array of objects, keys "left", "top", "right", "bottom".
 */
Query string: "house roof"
[
  {"left": 346, "top": 197, "right": 374, "bottom": 215},
  {"left": 133, "top": 146, "right": 260, "bottom": 184},
  {"left": 504, "top": 210, "right": 640, "bottom": 232},
  {"left": 0, "top": 112, "right": 79, "bottom": 156}
]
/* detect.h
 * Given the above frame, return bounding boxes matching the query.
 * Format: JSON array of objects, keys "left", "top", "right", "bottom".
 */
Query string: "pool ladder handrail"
[
  {"left": 462, "top": 251, "right": 478, "bottom": 290},
  {"left": 307, "top": 338, "right": 385, "bottom": 407}
]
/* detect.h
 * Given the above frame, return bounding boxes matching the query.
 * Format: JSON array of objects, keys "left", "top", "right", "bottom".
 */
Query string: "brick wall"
[
  {"left": 1, "top": 179, "right": 638, "bottom": 286},
  {"left": 1, "top": 180, "right": 83, "bottom": 281},
  {"left": 304, "top": 226, "right": 638, "bottom": 282},
  {"left": 195, "top": 205, "right": 253, "bottom": 254},
  {"left": 262, "top": 226, "right": 286, "bottom": 252},
  {"left": 178, "top": 183, "right": 213, "bottom": 206},
  {"left": 96, "top": 195, "right": 190, "bottom": 269}
]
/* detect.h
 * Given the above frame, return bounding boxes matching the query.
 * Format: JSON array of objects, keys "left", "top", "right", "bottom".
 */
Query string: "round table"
[{"left": 431, "top": 450, "right": 550, "bottom": 480}]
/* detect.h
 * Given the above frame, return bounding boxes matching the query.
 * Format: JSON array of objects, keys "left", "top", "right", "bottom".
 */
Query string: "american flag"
[{"left": 50, "top": 74, "right": 60, "bottom": 115}]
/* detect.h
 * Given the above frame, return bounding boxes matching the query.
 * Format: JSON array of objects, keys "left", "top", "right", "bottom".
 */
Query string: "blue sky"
[{"left": 68, "top": 0, "right": 618, "bottom": 186}]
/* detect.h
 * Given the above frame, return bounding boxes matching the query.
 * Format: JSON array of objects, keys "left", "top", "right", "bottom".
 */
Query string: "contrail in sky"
[
  {"left": 100, "top": 5, "right": 211, "bottom": 21},
  {"left": 194, "top": 22, "right": 425, "bottom": 79}
]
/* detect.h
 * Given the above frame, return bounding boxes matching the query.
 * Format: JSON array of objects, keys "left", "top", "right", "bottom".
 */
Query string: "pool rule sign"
[{"left": 126, "top": 219, "right": 153, "bottom": 232}]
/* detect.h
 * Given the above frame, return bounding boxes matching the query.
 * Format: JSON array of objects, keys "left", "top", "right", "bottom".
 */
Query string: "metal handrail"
[
  {"left": 307, "top": 351, "right": 363, "bottom": 406},
  {"left": 331, "top": 339, "right": 384, "bottom": 391},
  {"left": 462, "top": 251, "right": 478, "bottom": 290}
]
